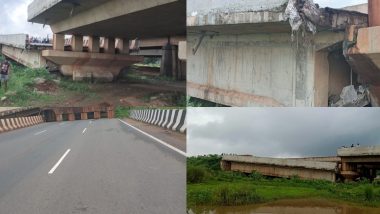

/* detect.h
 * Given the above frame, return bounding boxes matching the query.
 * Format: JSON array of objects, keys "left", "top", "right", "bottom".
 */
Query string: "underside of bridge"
[{"left": 27, "top": 0, "right": 186, "bottom": 82}]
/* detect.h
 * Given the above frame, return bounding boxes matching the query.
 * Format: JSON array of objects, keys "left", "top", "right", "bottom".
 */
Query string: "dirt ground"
[{"left": 29, "top": 81, "right": 186, "bottom": 107}]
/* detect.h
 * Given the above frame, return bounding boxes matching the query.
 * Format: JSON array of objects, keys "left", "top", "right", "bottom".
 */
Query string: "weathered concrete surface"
[
  {"left": 187, "top": 1, "right": 368, "bottom": 106},
  {"left": 187, "top": 32, "right": 346, "bottom": 107},
  {"left": 0, "top": 34, "right": 27, "bottom": 49},
  {"left": 369, "top": 0, "right": 380, "bottom": 27},
  {"left": 337, "top": 146, "right": 380, "bottom": 157},
  {"left": 221, "top": 155, "right": 337, "bottom": 182},
  {"left": 28, "top": 0, "right": 185, "bottom": 39},
  {"left": 1, "top": 45, "right": 47, "bottom": 69},
  {"left": 347, "top": 26, "right": 380, "bottom": 86},
  {"left": 343, "top": 3, "right": 368, "bottom": 14},
  {"left": 42, "top": 50, "right": 143, "bottom": 81}
]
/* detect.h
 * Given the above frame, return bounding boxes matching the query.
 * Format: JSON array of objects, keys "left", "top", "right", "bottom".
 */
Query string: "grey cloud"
[{"left": 188, "top": 108, "right": 380, "bottom": 158}]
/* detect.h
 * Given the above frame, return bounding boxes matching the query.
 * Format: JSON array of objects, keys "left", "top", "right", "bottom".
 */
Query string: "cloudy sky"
[
  {"left": 0, "top": 0, "right": 52, "bottom": 37},
  {"left": 188, "top": 108, "right": 380, "bottom": 158},
  {"left": 315, "top": 0, "right": 367, "bottom": 8}
]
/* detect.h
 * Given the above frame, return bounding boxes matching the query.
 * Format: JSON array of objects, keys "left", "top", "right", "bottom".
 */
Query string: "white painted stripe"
[
  {"left": 48, "top": 149, "right": 71, "bottom": 174},
  {"left": 82, "top": 128, "right": 87, "bottom": 134},
  {"left": 34, "top": 130, "right": 47, "bottom": 136},
  {"left": 172, "top": 110, "right": 183, "bottom": 131},
  {"left": 118, "top": 119, "right": 186, "bottom": 156}
]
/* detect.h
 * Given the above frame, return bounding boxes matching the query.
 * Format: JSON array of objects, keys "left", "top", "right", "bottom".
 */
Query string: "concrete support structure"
[
  {"left": 81, "top": 112, "right": 88, "bottom": 120},
  {"left": 187, "top": 0, "right": 368, "bottom": 106},
  {"left": 222, "top": 146, "right": 380, "bottom": 183},
  {"left": 221, "top": 155, "right": 337, "bottom": 182},
  {"left": 369, "top": 0, "right": 380, "bottom": 27},
  {"left": 27, "top": 0, "right": 186, "bottom": 82},
  {"left": 88, "top": 36, "right": 100, "bottom": 53},
  {"left": 71, "top": 35, "right": 83, "bottom": 52},
  {"left": 104, "top": 37, "right": 115, "bottom": 54},
  {"left": 53, "top": 34, "right": 65, "bottom": 51}
]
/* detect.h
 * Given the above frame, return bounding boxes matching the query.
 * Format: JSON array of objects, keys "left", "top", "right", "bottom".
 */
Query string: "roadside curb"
[
  {"left": 129, "top": 109, "right": 186, "bottom": 133},
  {"left": 0, "top": 115, "right": 45, "bottom": 133}
]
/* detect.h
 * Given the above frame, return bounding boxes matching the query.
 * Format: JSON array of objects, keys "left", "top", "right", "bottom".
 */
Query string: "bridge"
[
  {"left": 0, "top": 0, "right": 186, "bottom": 82},
  {"left": 187, "top": 0, "right": 380, "bottom": 107},
  {"left": 221, "top": 145, "right": 380, "bottom": 182}
]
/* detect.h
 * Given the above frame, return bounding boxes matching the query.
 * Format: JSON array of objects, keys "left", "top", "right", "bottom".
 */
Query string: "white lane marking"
[
  {"left": 34, "top": 130, "right": 47, "bottom": 136},
  {"left": 48, "top": 149, "right": 71, "bottom": 174},
  {"left": 118, "top": 119, "right": 186, "bottom": 157},
  {"left": 82, "top": 128, "right": 87, "bottom": 134}
]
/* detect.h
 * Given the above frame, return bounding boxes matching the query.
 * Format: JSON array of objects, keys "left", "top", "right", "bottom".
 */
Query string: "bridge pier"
[{"left": 88, "top": 36, "right": 100, "bottom": 53}]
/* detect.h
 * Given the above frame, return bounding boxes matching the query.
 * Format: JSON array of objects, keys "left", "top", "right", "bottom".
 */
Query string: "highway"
[{"left": 0, "top": 119, "right": 185, "bottom": 214}]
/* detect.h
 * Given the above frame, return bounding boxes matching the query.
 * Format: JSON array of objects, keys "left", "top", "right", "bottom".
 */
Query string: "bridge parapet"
[{"left": 0, "top": 34, "right": 28, "bottom": 49}]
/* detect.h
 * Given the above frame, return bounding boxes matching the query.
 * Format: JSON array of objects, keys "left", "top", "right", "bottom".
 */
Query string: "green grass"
[
  {"left": 0, "top": 55, "right": 93, "bottom": 106},
  {"left": 115, "top": 106, "right": 132, "bottom": 118},
  {"left": 187, "top": 155, "right": 380, "bottom": 208}
]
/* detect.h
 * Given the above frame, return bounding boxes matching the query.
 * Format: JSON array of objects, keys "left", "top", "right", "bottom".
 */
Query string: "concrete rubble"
[{"left": 330, "top": 85, "right": 370, "bottom": 107}]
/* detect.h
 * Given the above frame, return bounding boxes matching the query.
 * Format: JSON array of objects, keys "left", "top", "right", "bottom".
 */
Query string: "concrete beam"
[
  {"left": 28, "top": 0, "right": 185, "bottom": 39},
  {"left": 337, "top": 146, "right": 380, "bottom": 157},
  {"left": 1, "top": 45, "right": 47, "bottom": 68},
  {"left": 0, "top": 34, "right": 27, "bottom": 49},
  {"left": 222, "top": 155, "right": 337, "bottom": 171}
]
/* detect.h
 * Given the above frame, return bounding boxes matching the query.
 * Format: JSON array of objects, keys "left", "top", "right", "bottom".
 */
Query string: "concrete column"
[
  {"left": 104, "top": 37, "right": 115, "bottom": 54},
  {"left": 88, "top": 36, "right": 100, "bottom": 53},
  {"left": 369, "top": 0, "right": 380, "bottom": 27},
  {"left": 81, "top": 112, "right": 88, "bottom": 120},
  {"left": 53, "top": 34, "right": 65, "bottom": 51},
  {"left": 68, "top": 113, "right": 75, "bottom": 121},
  {"left": 171, "top": 45, "right": 179, "bottom": 79},
  {"left": 107, "top": 110, "right": 114, "bottom": 119},
  {"left": 71, "top": 35, "right": 83, "bottom": 52},
  {"left": 160, "top": 42, "right": 173, "bottom": 77},
  {"left": 56, "top": 114, "right": 63, "bottom": 122},
  {"left": 94, "top": 111, "right": 101, "bottom": 119},
  {"left": 116, "top": 38, "right": 130, "bottom": 54}
]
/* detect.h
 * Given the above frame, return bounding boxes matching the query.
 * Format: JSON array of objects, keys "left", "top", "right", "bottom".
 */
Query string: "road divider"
[
  {"left": 0, "top": 115, "right": 44, "bottom": 134},
  {"left": 129, "top": 109, "right": 186, "bottom": 133}
]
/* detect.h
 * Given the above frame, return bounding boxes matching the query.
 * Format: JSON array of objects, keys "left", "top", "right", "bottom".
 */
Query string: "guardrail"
[
  {"left": 0, "top": 115, "right": 44, "bottom": 133},
  {"left": 130, "top": 109, "right": 186, "bottom": 133}
]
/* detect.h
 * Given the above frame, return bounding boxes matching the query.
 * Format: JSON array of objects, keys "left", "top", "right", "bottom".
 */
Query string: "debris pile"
[
  {"left": 330, "top": 85, "right": 370, "bottom": 107},
  {"left": 284, "top": 0, "right": 320, "bottom": 37}
]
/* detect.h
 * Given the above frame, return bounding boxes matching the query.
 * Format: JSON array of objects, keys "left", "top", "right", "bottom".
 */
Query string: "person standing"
[{"left": 0, "top": 59, "right": 11, "bottom": 92}]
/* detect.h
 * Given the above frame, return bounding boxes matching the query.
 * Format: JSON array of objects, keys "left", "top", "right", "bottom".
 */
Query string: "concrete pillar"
[
  {"left": 369, "top": 0, "right": 380, "bottom": 27},
  {"left": 71, "top": 35, "right": 83, "bottom": 52},
  {"left": 68, "top": 113, "right": 75, "bottom": 121},
  {"left": 171, "top": 45, "right": 179, "bottom": 79},
  {"left": 94, "top": 111, "right": 101, "bottom": 119},
  {"left": 160, "top": 42, "right": 173, "bottom": 77},
  {"left": 88, "top": 36, "right": 100, "bottom": 53},
  {"left": 104, "top": 37, "right": 115, "bottom": 54},
  {"left": 116, "top": 38, "right": 130, "bottom": 54},
  {"left": 53, "top": 34, "right": 65, "bottom": 51},
  {"left": 81, "top": 112, "right": 88, "bottom": 120},
  {"left": 56, "top": 114, "right": 63, "bottom": 122}
]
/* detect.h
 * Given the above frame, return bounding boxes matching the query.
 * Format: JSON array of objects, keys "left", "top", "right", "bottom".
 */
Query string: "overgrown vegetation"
[
  {"left": 187, "top": 155, "right": 380, "bottom": 209},
  {"left": 115, "top": 106, "right": 132, "bottom": 118},
  {"left": 0, "top": 55, "right": 91, "bottom": 106},
  {"left": 187, "top": 97, "right": 228, "bottom": 107}
]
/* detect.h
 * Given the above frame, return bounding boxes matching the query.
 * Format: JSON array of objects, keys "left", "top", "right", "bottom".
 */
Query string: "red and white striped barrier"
[{"left": 0, "top": 115, "right": 45, "bottom": 134}]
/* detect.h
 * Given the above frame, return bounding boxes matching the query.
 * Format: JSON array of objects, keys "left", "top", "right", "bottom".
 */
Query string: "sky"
[
  {"left": 0, "top": 0, "right": 52, "bottom": 37},
  {"left": 188, "top": 108, "right": 380, "bottom": 158}
]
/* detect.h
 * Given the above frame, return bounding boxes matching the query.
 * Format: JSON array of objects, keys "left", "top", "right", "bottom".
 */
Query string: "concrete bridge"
[
  {"left": 221, "top": 145, "right": 380, "bottom": 182},
  {"left": 187, "top": 0, "right": 380, "bottom": 107},
  {"left": 0, "top": 34, "right": 51, "bottom": 69},
  {"left": 23, "top": 0, "right": 186, "bottom": 81}
]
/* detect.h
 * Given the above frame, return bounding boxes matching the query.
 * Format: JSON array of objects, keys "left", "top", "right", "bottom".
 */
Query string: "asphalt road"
[{"left": 0, "top": 119, "right": 185, "bottom": 214}]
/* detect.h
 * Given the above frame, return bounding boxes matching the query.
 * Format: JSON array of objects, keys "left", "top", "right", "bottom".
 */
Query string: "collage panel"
[
  {"left": 187, "top": 107, "right": 380, "bottom": 214},
  {"left": 0, "top": 0, "right": 186, "bottom": 213},
  {"left": 1, "top": 0, "right": 380, "bottom": 213}
]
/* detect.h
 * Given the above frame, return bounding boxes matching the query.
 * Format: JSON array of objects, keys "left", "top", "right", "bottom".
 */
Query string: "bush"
[
  {"left": 217, "top": 185, "right": 262, "bottom": 205},
  {"left": 364, "top": 185, "right": 374, "bottom": 201},
  {"left": 187, "top": 166, "right": 207, "bottom": 183}
]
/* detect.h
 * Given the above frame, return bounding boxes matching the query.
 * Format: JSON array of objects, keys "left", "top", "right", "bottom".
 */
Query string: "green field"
[{"left": 187, "top": 155, "right": 380, "bottom": 208}]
